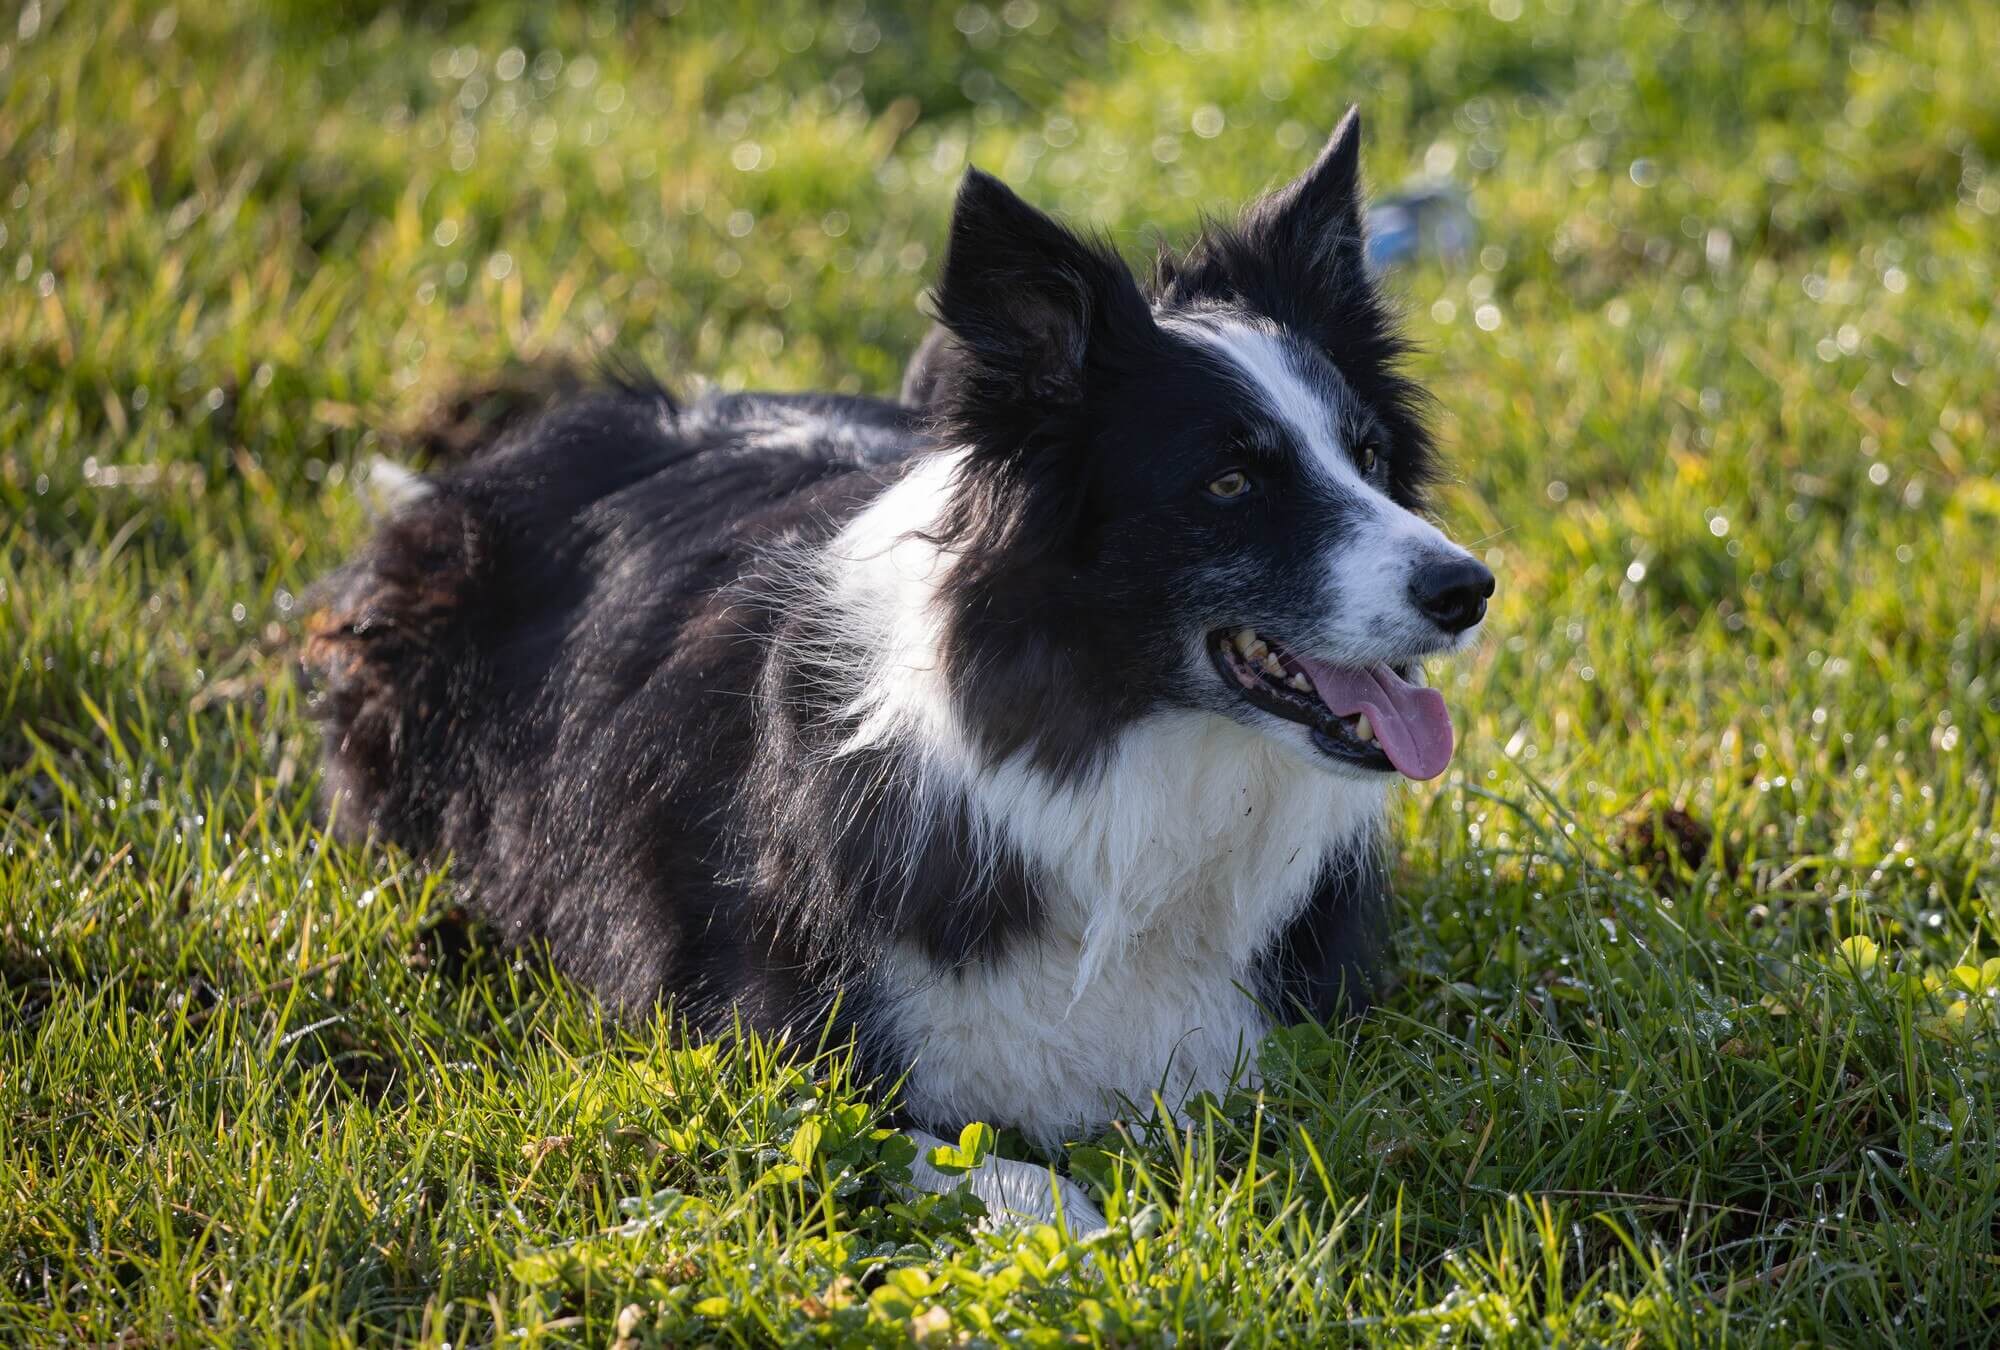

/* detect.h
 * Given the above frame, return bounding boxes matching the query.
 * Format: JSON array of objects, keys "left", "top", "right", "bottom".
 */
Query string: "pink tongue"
[{"left": 1294, "top": 659, "right": 1455, "bottom": 781}]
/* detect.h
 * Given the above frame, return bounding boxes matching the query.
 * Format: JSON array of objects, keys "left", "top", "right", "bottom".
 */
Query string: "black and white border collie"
[{"left": 305, "top": 109, "right": 1492, "bottom": 1229}]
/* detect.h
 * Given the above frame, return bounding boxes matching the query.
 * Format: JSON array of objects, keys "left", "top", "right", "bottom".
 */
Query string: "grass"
[{"left": 4, "top": 0, "right": 1998, "bottom": 1342}]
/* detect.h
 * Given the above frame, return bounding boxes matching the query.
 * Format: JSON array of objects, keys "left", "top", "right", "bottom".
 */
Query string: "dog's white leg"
[{"left": 901, "top": 1131, "right": 1107, "bottom": 1235}]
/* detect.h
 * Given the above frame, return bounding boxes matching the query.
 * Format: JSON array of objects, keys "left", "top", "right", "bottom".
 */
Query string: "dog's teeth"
[
  {"left": 1354, "top": 713, "right": 1374, "bottom": 743},
  {"left": 1261, "top": 653, "right": 1285, "bottom": 678},
  {"left": 1246, "top": 640, "right": 1269, "bottom": 662},
  {"left": 1288, "top": 672, "right": 1311, "bottom": 692},
  {"left": 1233, "top": 629, "right": 1258, "bottom": 658}
]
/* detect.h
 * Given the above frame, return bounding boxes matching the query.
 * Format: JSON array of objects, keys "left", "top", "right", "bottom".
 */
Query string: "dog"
[{"left": 303, "top": 108, "right": 1492, "bottom": 1231}]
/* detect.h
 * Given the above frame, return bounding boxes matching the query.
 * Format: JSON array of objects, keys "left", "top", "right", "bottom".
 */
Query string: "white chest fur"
[
  {"left": 888, "top": 709, "right": 1385, "bottom": 1146},
  {"left": 891, "top": 931, "right": 1272, "bottom": 1149}
]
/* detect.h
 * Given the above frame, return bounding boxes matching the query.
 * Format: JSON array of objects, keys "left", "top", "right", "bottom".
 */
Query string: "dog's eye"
[{"left": 1206, "top": 469, "right": 1253, "bottom": 500}]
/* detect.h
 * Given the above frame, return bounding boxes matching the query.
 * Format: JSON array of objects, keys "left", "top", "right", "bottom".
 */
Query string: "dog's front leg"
[{"left": 900, "top": 1130, "right": 1107, "bottom": 1235}]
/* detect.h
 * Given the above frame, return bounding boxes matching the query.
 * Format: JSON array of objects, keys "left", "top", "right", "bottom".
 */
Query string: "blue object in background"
[{"left": 1366, "top": 185, "right": 1475, "bottom": 271}]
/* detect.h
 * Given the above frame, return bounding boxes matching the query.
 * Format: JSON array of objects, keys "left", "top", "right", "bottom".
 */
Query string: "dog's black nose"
[{"left": 1409, "top": 557, "right": 1495, "bottom": 633}]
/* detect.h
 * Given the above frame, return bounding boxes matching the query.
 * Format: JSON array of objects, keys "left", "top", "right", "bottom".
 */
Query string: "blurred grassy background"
[{"left": 4, "top": 0, "right": 1999, "bottom": 1343}]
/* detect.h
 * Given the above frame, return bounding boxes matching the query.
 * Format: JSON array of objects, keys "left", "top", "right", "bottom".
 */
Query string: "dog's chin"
[{"left": 1261, "top": 718, "right": 1399, "bottom": 781}]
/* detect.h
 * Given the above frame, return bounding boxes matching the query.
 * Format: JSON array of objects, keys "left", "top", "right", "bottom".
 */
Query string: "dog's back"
[{"left": 303, "top": 385, "right": 921, "bottom": 1014}]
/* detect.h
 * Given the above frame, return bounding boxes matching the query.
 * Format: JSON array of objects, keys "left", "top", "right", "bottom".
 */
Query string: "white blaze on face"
[{"left": 1169, "top": 315, "right": 1482, "bottom": 662}]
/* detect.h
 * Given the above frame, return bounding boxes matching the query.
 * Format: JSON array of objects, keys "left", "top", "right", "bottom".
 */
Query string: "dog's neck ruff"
[{"left": 816, "top": 450, "right": 1392, "bottom": 1001}]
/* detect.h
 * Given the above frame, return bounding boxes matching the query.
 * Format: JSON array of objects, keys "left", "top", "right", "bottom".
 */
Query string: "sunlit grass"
[{"left": 4, "top": 0, "right": 1998, "bottom": 1342}]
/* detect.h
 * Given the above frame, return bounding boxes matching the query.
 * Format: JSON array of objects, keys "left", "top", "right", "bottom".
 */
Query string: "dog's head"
[{"left": 922, "top": 110, "right": 1491, "bottom": 784}]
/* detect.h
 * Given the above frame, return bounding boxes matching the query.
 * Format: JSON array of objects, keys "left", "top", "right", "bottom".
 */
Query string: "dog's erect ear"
[
  {"left": 1242, "top": 106, "right": 1366, "bottom": 269},
  {"left": 926, "top": 170, "right": 1157, "bottom": 581},
  {"left": 1155, "top": 108, "right": 1370, "bottom": 314},
  {"left": 933, "top": 168, "right": 1153, "bottom": 409}
]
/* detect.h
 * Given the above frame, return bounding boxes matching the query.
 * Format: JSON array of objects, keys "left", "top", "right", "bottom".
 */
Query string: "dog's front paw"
[
  {"left": 901, "top": 1130, "right": 1108, "bottom": 1236},
  {"left": 1038, "top": 1173, "right": 1108, "bottom": 1237}
]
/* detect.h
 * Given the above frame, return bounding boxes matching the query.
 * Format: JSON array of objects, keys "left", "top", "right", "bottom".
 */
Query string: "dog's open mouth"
[{"left": 1208, "top": 627, "right": 1455, "bottom": 780}]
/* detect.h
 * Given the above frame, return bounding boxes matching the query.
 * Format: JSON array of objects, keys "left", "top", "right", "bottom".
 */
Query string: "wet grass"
[{"left": 4, "top": 0, "right": 1999, "bottom": 1343}]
